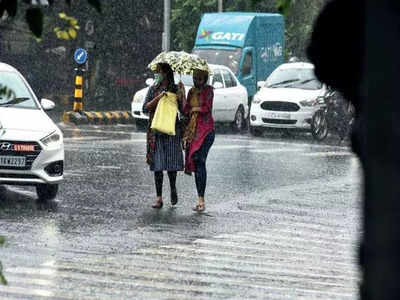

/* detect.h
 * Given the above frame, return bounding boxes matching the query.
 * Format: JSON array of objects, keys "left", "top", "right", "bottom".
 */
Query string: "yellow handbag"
[{"left": 151, "top": 92, "right": 178, "bottom": 135}]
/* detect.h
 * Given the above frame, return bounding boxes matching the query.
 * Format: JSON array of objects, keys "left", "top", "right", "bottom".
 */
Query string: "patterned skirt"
[{"left": 151, "top": 132, "right": 184, "bottom": 172}]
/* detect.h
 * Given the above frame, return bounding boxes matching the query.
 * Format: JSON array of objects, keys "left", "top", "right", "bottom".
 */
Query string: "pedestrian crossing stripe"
[{"left": 1, "top": 229, "right": 359, "bottom": 300}]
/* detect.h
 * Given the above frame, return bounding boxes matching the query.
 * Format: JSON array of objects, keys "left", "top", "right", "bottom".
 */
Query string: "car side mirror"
[
  {"left": 257, "top": 81, "right": 265, "bottom": 89},
  {"left": 213, "top": 81, "right": 223, "bottom": 89},
  {"left": 145, "top": 78, "right": 154, "bottom": 86},
  {"left": 41, "top": 98, "right": 55, "bottom": 111}
]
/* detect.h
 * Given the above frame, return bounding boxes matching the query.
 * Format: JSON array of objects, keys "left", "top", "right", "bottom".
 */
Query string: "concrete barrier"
[{"left": 62, "top": 111, "right": 135, "bottom": 125}]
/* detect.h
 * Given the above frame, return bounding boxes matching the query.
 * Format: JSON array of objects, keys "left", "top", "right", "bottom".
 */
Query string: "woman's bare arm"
[{"left": 145, "top": 91, "right": 166, "bottom": 111}]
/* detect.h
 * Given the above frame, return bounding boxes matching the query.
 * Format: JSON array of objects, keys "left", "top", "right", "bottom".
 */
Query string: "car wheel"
[
  {"left": 311, "top": 110, "right": 328, "bottom": 141},
  {"left": 36, "top": 184, "right": 58, "bottom": 202},
  {"left": 232, "top": 106, "right": 245, "bottom": 133},
  {"left": 250, "top": 126, "right": 263, "bottom": 137}
]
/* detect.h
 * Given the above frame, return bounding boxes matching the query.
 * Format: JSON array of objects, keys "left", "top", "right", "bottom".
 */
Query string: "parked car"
[
  {"left": 0, "top": 62, "right": 64, "bottom": 201},
  {"left": 131, "top": 64, "right": 248, "bottom": 132},
  {"left": 249, "top": 62, "right": 327, "bottom": 136}
]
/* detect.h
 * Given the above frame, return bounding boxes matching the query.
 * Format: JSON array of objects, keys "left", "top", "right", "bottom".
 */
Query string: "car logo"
[{"left": 0, "top": 142, "right": 12, "bottom": 151}]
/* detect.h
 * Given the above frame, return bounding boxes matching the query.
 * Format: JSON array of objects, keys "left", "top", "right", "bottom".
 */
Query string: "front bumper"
[
  {"left": 250, "top": 103, "right": 317, "bottom": 130},
  {"left": 0, "top": 142, "right": 64, "bottom": 185}
]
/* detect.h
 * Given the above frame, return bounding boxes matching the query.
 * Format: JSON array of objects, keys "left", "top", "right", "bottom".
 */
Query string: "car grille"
[
  {"left": 0, "top": 141, "right": 42, "bottom": 170},
  {"left": 262, "top": 118, "right": 297, "bottom": 125},
  {"left": 261, "top": 101, "right": 300, "bottom": 112}
]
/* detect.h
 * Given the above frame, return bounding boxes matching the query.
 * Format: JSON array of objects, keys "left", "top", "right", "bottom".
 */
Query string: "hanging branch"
[{"left": 0, "top": 0, "right": 102, "bottom": 38}]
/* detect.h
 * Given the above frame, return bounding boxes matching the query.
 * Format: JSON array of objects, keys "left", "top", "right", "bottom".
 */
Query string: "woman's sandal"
[
  {"left": 152, "top": 200, "right": 163, "bottom": 209},
  {"left": 193, "top": 202, "right": 205, "bottom": 212},
  {"left": 171, "top": 190, "right": 178, "bottom": 206}
]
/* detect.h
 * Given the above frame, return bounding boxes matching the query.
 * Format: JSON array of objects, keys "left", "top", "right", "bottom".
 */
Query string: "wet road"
[{"left": 0, "top": 124, "right": 362, "bottom": 299}]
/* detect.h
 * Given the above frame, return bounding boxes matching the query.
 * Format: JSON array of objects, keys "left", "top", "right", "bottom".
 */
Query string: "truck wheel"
[
  {"left": 232, "top": 106, "right": 245, "bottom": 133},
  {"left": 36, "top": 184, "right": 58, "bottom": 202}
]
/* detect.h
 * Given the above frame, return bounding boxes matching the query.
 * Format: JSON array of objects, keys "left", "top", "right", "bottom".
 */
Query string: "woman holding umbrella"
[
  {"left": 183, "top": 68, "right": 215, "bottom": 212},
  {"left": 143, "top": 63, "right": 185, "bottom": 209}
]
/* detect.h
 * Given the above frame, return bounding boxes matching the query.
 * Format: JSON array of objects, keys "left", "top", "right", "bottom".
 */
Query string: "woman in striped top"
[{"left": 143, "top": 63, "right": 185, "bottom": 209}]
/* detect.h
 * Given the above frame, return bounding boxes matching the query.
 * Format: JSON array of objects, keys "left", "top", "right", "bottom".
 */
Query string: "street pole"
[
  {"left": 218, "top": 0, "right": 223, "bottom": 12},
  {"left": 163, "top": 0, "right": 170, "bottom": 52},
  {"left": 73, "top": 67, "right": 84, "bottom": 113}
]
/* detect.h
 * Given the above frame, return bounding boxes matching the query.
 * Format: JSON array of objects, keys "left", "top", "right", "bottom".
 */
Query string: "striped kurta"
[
  {"left": 152, "top": 132, "right": 184, "bottom": 171},
  {"left": 143, "top": 84, "right": 184, "bottom": 172}
]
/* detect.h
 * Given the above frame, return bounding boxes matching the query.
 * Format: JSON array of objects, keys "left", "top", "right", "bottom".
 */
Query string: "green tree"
[
  {"left": 261, "top": 0, "right": 328, "bottom": 59},
  {"left": 281, "top": 0, "right": 326, "bottom": 59},
  {"left": 171, "top": 0, "right": 216, "bottom": 51},
  {"left": 71, "top": 0, "right": 163, "bottom": 110},
  {"left": 0, "top": 0, "right": 101, "bottom": 38}
]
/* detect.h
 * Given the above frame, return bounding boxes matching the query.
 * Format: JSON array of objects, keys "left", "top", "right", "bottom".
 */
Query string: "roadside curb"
[{"left": 62, "top": 111, "right": 135, "bottom": 125}]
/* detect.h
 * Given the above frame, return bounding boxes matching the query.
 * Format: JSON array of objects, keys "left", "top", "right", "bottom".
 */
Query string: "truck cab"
[{"left": 193, "top": 12, "right": 285, "bottom": 106}]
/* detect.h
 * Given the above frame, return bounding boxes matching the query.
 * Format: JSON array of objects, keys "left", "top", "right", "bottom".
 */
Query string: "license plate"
[
  {"left": 0, "top": 156, "right": 26, "bottom": 167},
  {"left": 266, "top": 112, "right": 291, "bottom": 120}
]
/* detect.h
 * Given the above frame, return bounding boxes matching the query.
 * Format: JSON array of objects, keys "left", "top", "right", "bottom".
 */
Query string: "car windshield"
[
  {"left": 193, "top": 48, "right": 241, "bottom": 74},
  {"left": 0, "top": 71, "right": 38, "bottom": 108},
  {"left": 265, "top": 67, "right": 322, "bottom": 90},
  {"left": 174, "top": 74, "right": 193, "bottom": 87}
]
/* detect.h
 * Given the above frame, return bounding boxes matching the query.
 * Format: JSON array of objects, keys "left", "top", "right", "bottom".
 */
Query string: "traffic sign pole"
[
  {"left": 73, "top": 49, "right": 88, "bottom": 113},
  {"left": 73, "top": 68, "right": 84, "bottom": 112}
]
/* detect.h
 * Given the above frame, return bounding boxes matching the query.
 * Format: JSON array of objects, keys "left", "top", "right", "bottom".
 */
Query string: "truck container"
[{"left": 193, "top": 12, "right": 285, "bottom": 106}]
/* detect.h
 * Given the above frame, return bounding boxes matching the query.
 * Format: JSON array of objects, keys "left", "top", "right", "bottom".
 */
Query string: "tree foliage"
[
  {"left": 53, "top": 12, "right": 79, "bottom": 40},
  {"left": 171, "top": 0, "right": 217, "bottom": 51},
  {"left": 0, "top": 0, "right": 101, "bottom": 38},
  {"left": 276, "top": 0, "right": 292, "bottom": 15},
  {"left": 280, "top": 0, "right": 327, "bottom": 59}
]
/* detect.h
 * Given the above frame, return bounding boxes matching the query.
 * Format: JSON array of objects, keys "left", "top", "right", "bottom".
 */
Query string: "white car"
[
  {"left": 0, "top": 62, "right": 64, "bottom": 201},
  {"left": 131, "top": 64, "right": 248, "bottom": 132},
  {"left": 249, "top": 62, "right": 327, "bottom": 136}
]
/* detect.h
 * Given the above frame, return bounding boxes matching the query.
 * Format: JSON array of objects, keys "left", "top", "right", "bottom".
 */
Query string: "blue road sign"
[{"left": 74, "top": 48, "right": 88, "bottom": 65}]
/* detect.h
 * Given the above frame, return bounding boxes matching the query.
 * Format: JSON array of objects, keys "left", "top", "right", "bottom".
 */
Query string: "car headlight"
[
  {"left": 252, "top": 95, "right": 262, "bottom": 104},
  {"left": 299, "top": 99, "right": 317, "bottom": 107},
  {"left": 41, "top": 131, "right": 62, "bottom": 148},
  {"left": 133, "top": 93, "right": 144, "bottom": 103}
]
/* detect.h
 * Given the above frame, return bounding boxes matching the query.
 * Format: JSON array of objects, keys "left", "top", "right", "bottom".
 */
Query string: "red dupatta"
[{"left": 183, "top": 85, "right": 214, "bottom": 174}]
